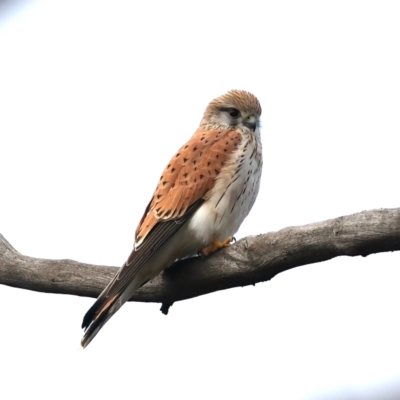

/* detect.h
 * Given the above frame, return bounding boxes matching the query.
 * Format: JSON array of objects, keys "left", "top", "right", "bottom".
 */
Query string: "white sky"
[{"left": 1, "top": 1, "right": 400, "bottom": 399}]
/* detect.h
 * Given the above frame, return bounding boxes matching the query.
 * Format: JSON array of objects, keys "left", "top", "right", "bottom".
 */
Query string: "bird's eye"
[{"left": 228, "top": 108, "right": 240, "bottom": 118}]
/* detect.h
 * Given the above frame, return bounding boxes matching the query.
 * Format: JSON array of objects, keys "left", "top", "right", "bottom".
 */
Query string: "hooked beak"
[{"left": 243, "top": 116, "right": 257, "bottom": 132}]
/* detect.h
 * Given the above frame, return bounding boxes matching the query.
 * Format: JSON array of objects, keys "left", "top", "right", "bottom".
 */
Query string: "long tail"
[
  {"left": 80, "top": 249, "right": 172, "bottom": 348},
  {"left": 80, "top": 201, "right": 203, "bottom": 348},
  {"left": 80, "top": 275, "right": 127, "bottom": 349},
  {"left": 80, "top": 235, "right": 181, "bottom": 348}
]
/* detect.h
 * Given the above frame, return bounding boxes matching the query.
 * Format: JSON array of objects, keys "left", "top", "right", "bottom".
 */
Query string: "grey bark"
[{"left": 1, "top": 208, "right": 399, "bottom": 312}]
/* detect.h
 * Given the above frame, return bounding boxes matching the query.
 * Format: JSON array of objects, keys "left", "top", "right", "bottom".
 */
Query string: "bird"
[{"left": 81, "top": 90, "right": 263, "bottom": 348}]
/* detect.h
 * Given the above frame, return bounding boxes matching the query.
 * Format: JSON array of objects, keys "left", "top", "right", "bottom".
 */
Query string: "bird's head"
[{"left": 200, "top": 90, "right": 262, "bottom": 133}]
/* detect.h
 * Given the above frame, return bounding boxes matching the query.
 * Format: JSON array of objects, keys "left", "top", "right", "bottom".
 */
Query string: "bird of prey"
[{"left": 81, "top": 90, "right": 263, "bottom": 348}]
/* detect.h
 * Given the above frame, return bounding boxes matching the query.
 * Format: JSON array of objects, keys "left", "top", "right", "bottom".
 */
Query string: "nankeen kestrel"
[{"left": 81, "top": 90, "right": 263, "bottom": 348}]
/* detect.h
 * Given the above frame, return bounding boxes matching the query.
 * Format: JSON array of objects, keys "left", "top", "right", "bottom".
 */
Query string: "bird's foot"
[{"left": 201, "top": 237, "right": 233, "bottom": 257}]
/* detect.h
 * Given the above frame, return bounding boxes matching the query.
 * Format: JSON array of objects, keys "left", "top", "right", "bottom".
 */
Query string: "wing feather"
[{"left": 135, "top": 128, "right": 242, "bottom": 247}]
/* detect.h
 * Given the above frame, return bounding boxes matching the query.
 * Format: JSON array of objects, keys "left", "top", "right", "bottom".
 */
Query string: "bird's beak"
[{"left": 244, "top": 116, "right": 257, "bottom": 132}]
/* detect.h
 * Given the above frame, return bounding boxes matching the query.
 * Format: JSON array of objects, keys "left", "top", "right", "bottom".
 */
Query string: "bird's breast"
[{"left": 187, "top": 133, "right": 262, "bottom": 247}]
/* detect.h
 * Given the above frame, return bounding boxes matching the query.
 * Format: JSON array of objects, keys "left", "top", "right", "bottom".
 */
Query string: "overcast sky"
[{"left": 1, "top": 1, "right": 400, "bottom": 399}]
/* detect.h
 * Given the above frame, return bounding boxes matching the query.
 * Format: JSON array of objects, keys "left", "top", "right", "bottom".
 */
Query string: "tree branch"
[{"left": 1, "top": 208, "right": 399, "bottom": 310}]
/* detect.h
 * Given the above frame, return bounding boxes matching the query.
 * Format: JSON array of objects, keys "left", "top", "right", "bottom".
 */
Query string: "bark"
[{"left": 1, "top": 208, "right": 399, "bottom": 313}]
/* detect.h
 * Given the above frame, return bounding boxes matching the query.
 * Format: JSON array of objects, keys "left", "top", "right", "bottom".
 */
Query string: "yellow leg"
[{"left": 201, "top": 237, "right": 233, "bottom": 256}]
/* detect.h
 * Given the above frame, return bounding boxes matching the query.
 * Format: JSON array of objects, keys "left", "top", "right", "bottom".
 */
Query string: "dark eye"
[{"left": 228, "top": 108, "right": 240, "bottom": 118}]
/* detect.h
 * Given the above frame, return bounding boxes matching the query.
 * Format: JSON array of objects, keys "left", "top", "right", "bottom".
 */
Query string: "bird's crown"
[{"left": 201, "top": 90, "right": 261, "bottom": 131}]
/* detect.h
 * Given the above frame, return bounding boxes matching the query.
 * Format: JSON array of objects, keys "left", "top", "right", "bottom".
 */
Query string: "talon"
[
  {"left": 201, "top": 237, "right": 233, "bottom": 256},
  {"left": 231, "top": 236, "right": 237, "bottom": 243}
]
